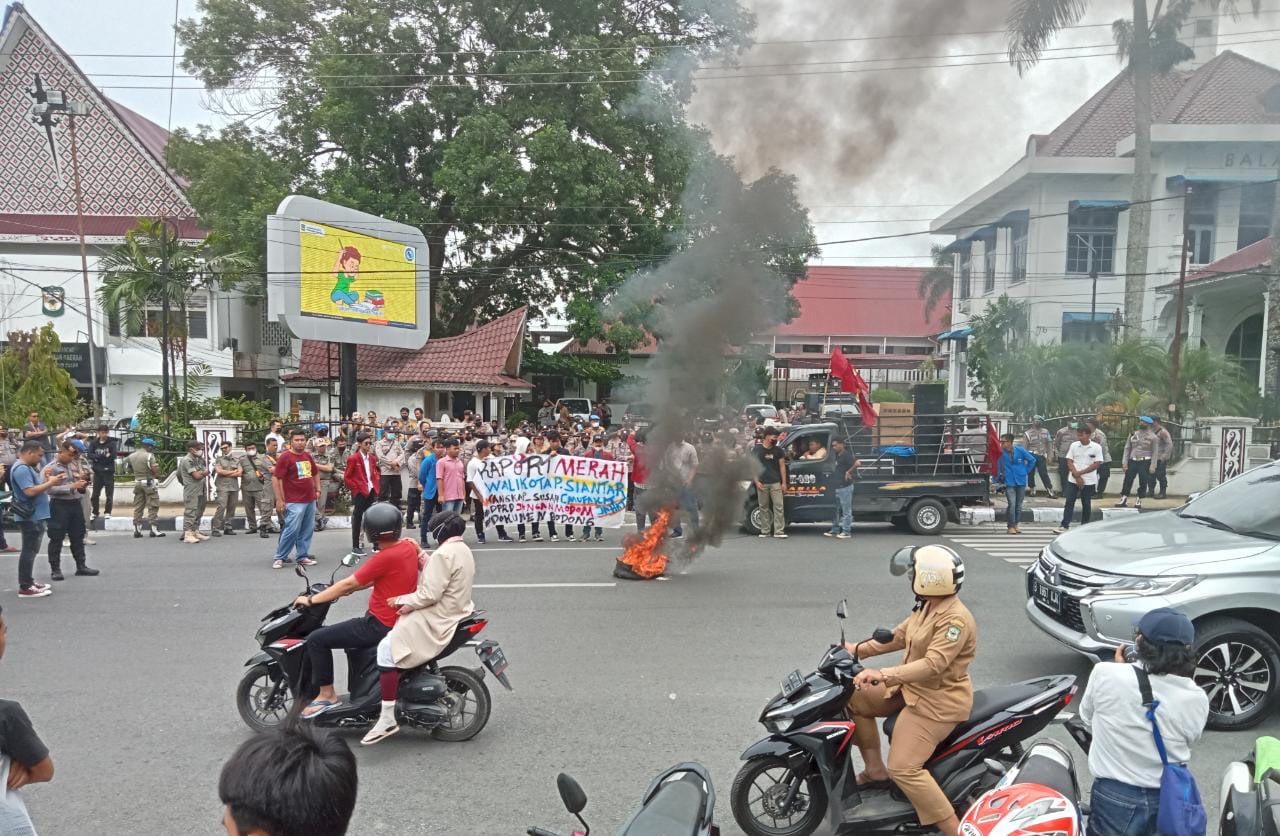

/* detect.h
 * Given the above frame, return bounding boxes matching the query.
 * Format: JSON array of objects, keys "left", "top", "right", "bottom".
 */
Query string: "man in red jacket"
[
  {"left": 627, "top": 429, "right": 652, "bottom": 534},
  {"left": 343, "top": 433, "right": 380, "bottom": 556}
]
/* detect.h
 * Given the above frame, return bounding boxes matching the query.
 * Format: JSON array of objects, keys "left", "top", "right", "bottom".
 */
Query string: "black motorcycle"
[
  {"left": 731, "top": 600, "right": 1078, "bottom": 836},
  {"left": 529, "top": 763, "right": 719, "bottom": 836},
  {"left": 236, "top": 555, "right": 511, "bottom": 739}
]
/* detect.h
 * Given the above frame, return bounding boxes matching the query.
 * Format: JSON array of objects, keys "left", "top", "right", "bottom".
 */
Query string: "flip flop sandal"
[
  {"left": 361, "top": 724, "right": 400, "bottom": 746},
  {"left": 855, "top": 771, "right": 891, "bottom": 790},
  {"left": 301, "top": 699, "right": 339, "bottom": 719}
]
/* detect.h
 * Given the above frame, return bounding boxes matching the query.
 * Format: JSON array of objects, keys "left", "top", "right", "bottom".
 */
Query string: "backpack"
[{"left": 1136, "top": 667, "right": 1207, "bottom": 836}]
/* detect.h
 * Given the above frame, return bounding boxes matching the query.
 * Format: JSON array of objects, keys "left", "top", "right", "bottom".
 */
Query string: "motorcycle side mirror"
[
  {"left": 557, "top": 772, "right": 588, "bottom": 815},
  {"left": 340, "top": 552, "right": 362, "bottom": 567},
  {"left": 294, "top": 565, "right": 308, "bottom": 582},
  {"left": 836, "top": 599, "right": 848, "bottom": 620},
  {"left": 872, "top": 628, "right": 895, "bottom": 644}
]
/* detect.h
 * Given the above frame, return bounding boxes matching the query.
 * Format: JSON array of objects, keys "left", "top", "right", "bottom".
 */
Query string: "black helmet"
[{"left": 361, "top": 501, "right": 403, "bottom": 542}]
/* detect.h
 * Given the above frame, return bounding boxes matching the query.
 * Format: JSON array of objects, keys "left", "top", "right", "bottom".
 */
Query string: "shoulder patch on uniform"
[{"left": 944, "top": 625, "right": 962, "bottom": 642}]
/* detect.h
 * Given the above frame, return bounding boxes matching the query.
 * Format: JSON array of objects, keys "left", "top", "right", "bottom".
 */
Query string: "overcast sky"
[{"left": 23, "top": 0, "right": 1280, "bottom": 268}]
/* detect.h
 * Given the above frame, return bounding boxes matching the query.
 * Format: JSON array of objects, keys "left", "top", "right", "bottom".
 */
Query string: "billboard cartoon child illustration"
[{"left": 330, "top": 246, "right": 361, "bottom": 305}]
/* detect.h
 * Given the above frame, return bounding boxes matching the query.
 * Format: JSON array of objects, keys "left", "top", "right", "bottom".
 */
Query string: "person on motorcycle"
[
  {"left": 292, "top": 501, "right": 419, "bottom": 718},
  {"left": 361, "top": 510, "right": 476, "bottom": 745},
  {"left": 842, "top": 544, "right": 976, "bottom": 836}
]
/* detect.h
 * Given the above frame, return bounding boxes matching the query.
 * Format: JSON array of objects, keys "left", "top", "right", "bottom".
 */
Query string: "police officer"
[
  {"left": 1152, "top": 416, "right": 1174, "bottom": 500},
  {"left": 313, "top": 437, "right": 337, "bottom": 531},
  {"left": 177, "top": 440, "right": 209, "bottom": 544},
  {"left": 1116, "top": 416, "right": 1158, "bottom": 509},
  {"left": 262, "top": 437, "right": 283, "bottom": 531},
  {"left": 1021, "top": 416, "right": 1054, "bottom": 498},
  {"left": 85, "top": 425, "right": 118, "bottom": 520},
  {"left": 44, "top": 441, "right": 99, "bottom": 579},
  {"left": 211, "top": 440, "right": 242, "bottom": 537},
  {"left": 844, "top": 545, "right": 976, "bottom": 836},
  {"left": 238, "top": 441, "right": 273, "bottom": 538},
  {"left": 1051, "top": 422, "right": 1076, "bottom": 497},
  {"left": 126, "top": 438, "right": 165, "bottom": 538}
]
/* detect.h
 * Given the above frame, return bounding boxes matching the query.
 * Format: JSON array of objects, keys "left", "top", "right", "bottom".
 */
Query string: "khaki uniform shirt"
[
  {"left": 375, "top": 437, "right": 404, "bottom": 476},
  {"left": 45, "top": 458, "right": 87, "bottom": 501},
  {"left": 0, "top": 438, "right": 17, "bottom": 470},
  {"left": 1091, "top": 429, "right": 1111, "bottom": 463},
  {"left": 1154, "top": 428, "right": 1174, "bottom": 462},
  {"left": 239, "top": 453, "right": 270, "bottom": 492},
  {"left": 213, "top": 454, "right": 242, "bottom": 491},
  {"left": 1022, "top": 427, "right": 1051, "bottom": 457},
  {"left": 313, "top": 451, "right": 336, "bottom": 486},
  {"left": 1123, "top": 428, "right": 1157, "bottom": 461},
  {"left": 860, "top": 595, "right": 977, "bottom": 723},
  {"left": 1053, "top": 426, "right": 1075, "bottom": 459},
  {"left": 177, "top": 454, "right": 207, "bottom": 495},
  {"left": 126, "top": 449, "right": 160, "bottom": 482}
]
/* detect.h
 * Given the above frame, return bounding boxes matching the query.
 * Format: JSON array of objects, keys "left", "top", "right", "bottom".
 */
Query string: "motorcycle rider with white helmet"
[{"left": 842, "top": 544, "right": 977, "bottom": 836}]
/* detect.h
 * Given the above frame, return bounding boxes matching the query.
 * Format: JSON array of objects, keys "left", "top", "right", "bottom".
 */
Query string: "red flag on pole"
[
  {"left": 984, "top": 418, "right": 1003, "bottom": 475},
  {"left": 831, "top": 348, "right": 876, "bottom": 427}
]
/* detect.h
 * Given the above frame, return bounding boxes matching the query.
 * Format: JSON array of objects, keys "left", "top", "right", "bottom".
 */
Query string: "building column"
[
  {"left": 1261, "top": 290, "right": 1271, "bottom": 395},
  {"left": 1186, "top": 301, "right": 1205, "bottom": 348}
]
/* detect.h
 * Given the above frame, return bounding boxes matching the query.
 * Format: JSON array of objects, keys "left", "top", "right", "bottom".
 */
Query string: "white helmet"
[{"left": 890, "top": 544, "right": 965, "bottom": 597}]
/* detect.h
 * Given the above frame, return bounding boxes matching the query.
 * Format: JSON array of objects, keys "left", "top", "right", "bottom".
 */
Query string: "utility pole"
[
  {"left": 1089, "top": 268, "right": 1099, "bottom": 343},
  {"left": 1169, "top": 185, "right": 1193, "bottom": 416},
  {"left": 29, "top": 76, "right": 97, "bottom": 412}
]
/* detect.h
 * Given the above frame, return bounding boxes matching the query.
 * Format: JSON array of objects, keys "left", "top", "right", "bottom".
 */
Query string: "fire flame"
[{"left": 616, "top": 508, "right": 672, "bottom": 580}]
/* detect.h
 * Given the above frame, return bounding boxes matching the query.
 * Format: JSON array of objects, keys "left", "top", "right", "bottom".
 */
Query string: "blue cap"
[
  {"left": 70, "top": 439, "right": 85, "bottom": 452},
  {"left": 590, "top": 414, "right": 600, "bottom": 420},
  {"left": 1140, "top": 416, "right": 1154, "bottom": 425},
  {"left": 314, "top": 422, "right": 327, "bottom": 432},
  {"left": 1136, "top": 607, "right": 1195, "bottom": 646},
  {"left": 141, "top": 437, "right": 156, "bottom": 446}
]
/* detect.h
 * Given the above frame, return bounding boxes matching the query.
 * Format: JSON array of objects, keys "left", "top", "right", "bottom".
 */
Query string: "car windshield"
[{"left": 1178, "top": 464, "right": 1280, "bottom": 540}]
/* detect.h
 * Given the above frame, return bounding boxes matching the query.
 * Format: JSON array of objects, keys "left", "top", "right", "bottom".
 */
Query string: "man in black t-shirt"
[
  {"left": 825, "top": 437, "right": 861, "bottom": 539},
  {"left": 0, "top": 605, "right": 54, "bottom": 832},
  {"left": 753, "top": 427, "right": 788, "bottom": 538}
]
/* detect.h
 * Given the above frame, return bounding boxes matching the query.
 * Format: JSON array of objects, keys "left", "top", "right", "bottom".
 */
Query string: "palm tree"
[
  {"left": 916, "top": 244, "right": 953, "bottom": 322},
  {"left": 98, "top": 219, "right": 249, "bottom": 437},
  {"left": 1008, "top": 0, "right": 1260, "bottom": 341}
]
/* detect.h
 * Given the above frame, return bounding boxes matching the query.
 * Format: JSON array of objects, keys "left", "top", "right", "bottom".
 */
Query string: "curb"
[{"left": 960, "top": 506, "right": 1145, "bottom": 525}]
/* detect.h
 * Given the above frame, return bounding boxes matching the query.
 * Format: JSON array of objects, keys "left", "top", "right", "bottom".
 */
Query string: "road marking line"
[{"left": 474, "top": 582, "right": 617, "bottom": 589}]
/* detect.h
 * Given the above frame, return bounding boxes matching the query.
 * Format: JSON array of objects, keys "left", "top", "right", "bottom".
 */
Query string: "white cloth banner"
[{"left": 474, "top": 453, "right": 629, "bottom": 528}]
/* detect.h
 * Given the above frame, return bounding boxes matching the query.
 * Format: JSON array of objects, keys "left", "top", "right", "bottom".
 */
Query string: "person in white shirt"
[
  {"left": 1079, "top": 607, "right": 1208, "bottom": 836},
  {"left": 465, "top": 440, "right": 514, "bottom": 544},
  {"left": 512, "top": 432, "right": 532, "bottom": 456},
  {"left": 1055, "top": 425, "right": 1102, "bottom": 533}
]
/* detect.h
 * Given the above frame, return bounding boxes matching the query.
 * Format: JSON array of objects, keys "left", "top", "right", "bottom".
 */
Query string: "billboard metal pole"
[{"left": 339, "top": 343, "right": 357, "bottom": 418}]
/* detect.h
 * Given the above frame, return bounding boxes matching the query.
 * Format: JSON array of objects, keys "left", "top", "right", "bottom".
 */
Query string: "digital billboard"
[
  {"left": 297, "top": 220, "right": 417, "bottom": 329},
  {"left": 267, "top": 196, "right": 429, "bottom": 350}
]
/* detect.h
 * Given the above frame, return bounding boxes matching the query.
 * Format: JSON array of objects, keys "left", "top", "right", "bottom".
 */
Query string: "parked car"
[
  {"left": 1025, "top": 461, "right": 1280, "bottom": 730},
  {"left": 622, "top": 402, "right": 653, "bottom": 428},
  {"left": 741, "top": 403, "right": 778, "bottom": 423}
]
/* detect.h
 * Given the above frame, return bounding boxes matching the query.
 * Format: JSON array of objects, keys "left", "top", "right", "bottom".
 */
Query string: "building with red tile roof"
[{"left": 931, "top": 16, "right": 1280, "bottom": 406}]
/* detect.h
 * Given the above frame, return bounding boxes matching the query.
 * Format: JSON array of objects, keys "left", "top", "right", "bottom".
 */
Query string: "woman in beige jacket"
[{"left": 363, "top": 511, "right": 476, "bottom": 745}]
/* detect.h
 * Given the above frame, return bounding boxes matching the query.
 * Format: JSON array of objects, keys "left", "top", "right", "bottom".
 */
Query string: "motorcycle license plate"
[
  {"left": 1032, "top": 578, "right": 1062, "bottom": 613},
  {"left": 782, "top": 669, "right": 806, "bottom": 698},
  {"left": 482, "top": 644, "right": 509, "bottom": 677}
]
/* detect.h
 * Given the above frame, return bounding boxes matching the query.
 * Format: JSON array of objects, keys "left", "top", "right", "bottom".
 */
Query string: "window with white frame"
[
  {"left": 982, "top": 239, "right": 997, "bottom": 294},
  {"left": 1010, "top": 221, "right": 1028, "bottom": 283},
  {"left": 958, "top": 250, "right": 971, "bottom": 299},
  {"left": 1066, "top": 207, "right": 1117, "bottom": 274},
  {"left": 107, "top": 293, "right": 208, "bottom": 340},
  {"left": 1238, "top": 183, "right": 1274, "bottom": 250},
  {"left": 1186, "top": 187, "right": 1216, "bottom": 265}
]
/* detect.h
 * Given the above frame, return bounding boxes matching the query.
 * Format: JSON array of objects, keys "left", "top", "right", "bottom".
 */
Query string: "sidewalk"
[{"left": 968, "top": 491, "right": 1186, "bottom": 526}]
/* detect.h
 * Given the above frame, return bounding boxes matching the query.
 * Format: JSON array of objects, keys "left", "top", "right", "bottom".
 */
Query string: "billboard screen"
[
  {"left": 267, "top": 196, "right": 429, "bottom": 350},
  {"left": 297, "top": 220, "right": 417, "bottom": 329}
]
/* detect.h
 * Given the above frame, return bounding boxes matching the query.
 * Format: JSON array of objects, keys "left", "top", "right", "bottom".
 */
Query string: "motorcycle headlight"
[
  {"left": 765, "top": 717, "right": 795, "bottom": 734},
  {"left": 1089, "top": 575, "right": 1199, "bottom": 597}
]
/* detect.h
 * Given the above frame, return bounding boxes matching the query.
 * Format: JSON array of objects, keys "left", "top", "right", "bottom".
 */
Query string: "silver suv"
[{"left": 1025, "top": 461, "right": 1280, "bottom": 730}]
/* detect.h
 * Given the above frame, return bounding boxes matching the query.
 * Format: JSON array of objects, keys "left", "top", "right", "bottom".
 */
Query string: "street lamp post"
[{"left": 29, "top": 75, "right": 96, "bottom": 413}]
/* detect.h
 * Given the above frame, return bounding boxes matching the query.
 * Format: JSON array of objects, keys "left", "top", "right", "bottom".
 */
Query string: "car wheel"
[
  {"left": 742, "top": 502, "right": 764, "bottom": 535},
  {"left": 907, "top": 498, "right": 947, "bottom": 536},
  {"left": 1193, "top": 616, "right": 1280, "bottom": 731}
]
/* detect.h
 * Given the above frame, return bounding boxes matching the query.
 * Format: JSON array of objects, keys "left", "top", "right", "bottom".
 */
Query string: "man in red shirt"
[
  {"left": 627, "top": 429, "right": 652, "bottom": 533},
  {"left": 342, "top": 432, "right": 380, "bottom": 557},
  {"left": 271, "top": 429, "right": 320, "bottom": 570},
  {"left": 292, "top": 502, "right": 419, "bottom": 718}
]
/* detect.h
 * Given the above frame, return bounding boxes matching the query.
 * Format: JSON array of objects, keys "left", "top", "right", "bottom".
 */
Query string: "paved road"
[{"left": 3, "top": 521, "right": 1275, "bottom": 834}]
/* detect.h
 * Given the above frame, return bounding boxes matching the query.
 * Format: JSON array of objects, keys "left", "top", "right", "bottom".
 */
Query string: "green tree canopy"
[
  {"left": 175, "top": 0, "right": 758, "bottom": 336},
  {"left": 0, "top": 325, "right": 84, "bottom": 429}
]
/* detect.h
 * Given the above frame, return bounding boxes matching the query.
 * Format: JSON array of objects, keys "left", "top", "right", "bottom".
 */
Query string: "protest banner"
[{"left": 473, "top": 453, "right": 629, "bottom": 528}]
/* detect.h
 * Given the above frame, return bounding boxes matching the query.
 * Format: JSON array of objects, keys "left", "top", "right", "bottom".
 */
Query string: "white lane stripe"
[{"left": 475, "top": 582, "right": 617, "bottom": 588}]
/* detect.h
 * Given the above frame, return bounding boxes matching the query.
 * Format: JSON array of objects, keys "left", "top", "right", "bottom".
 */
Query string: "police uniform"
[
  {"left": 238, "top": 449, "right": 274, "bottom": 535},
  {"left": 375, "top": 435, "right": 404, "bottom": 505},
  {"left": 177, "top": 450, "right": 209, "bottom": 538},
  {"left": 1153, "top": 424, "right": 1174, "bottom": 498},
  {"left": 211, "top": 449, "right": 242, "bottom": 536},
  {"left": 848, "top": 595, "right": 977, "bottom": 827},
  {"left": 1021, "top": 426, "right": 1053, "bottom": 496},
  {"left": 1119, "top": 425, "right": 1157, "bottom": 503},
  {"left": 126, "top": 447, "right": 163, "bottom": 534},
  {"left": 46, "top": 454, "right": 93, "bottom": 576}
]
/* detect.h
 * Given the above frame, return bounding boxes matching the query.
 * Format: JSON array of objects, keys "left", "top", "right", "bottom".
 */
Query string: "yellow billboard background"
[{"left": 298, "top": 220, "right": 417, "bottom": 329}]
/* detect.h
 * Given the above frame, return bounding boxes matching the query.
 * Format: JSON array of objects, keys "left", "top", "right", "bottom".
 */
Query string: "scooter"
[
  {"left": 730, "top": 600, "right": 1078, "bottom": 836},
  {"left": 1219, "top": 737, "right": 1280, "bottom": 835},
  {"left": 528, "top": 763, "right": 719, "bottom": 836},
  {"left": 235, "top": 555, "right": 511, "bottom": 739}
]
